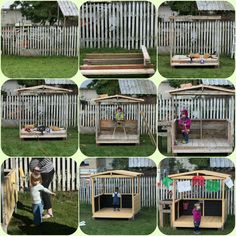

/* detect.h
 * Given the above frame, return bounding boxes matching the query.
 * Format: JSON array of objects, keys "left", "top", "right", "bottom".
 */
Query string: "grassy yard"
[
  {"left": 159, "top": 215, "right": 235, "bottom": 235},
  {"left": 80, "top": 134, "right": 156, "bottom": 157},
  {"left": 7, "top": 192, "right": 78, "bottom": 235},
  {"left": 158, "top": 54, "right": 235, "bottom": 78},
  {"left": 1, "top": 55, "right": 78, "bottom": 78},
  {"left": 1, "top": 127, "right": 78, "bottom": 156},
  {"left": 80, "top": 204, "right": 156, "bottom": 235},
  {"left": 80, "top": 47, "right": 157, "bottom": 78}
]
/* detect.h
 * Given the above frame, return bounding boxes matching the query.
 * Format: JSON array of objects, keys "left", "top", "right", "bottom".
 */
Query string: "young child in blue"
[
  {"left": 112, "top": 187, "right": 121, "bottom": 211},
  {"left": 30, "top": 167, "right": 56, "bottom": 225}
]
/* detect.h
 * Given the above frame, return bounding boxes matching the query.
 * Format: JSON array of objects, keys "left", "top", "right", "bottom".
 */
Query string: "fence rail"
[
  {"left": 80, "top": 176, "right": 157, "bottom": 207},
  {"left": 80, "top": 103, "right": 157, "bottom": 134},
  {"left": 1, "top": 95, "right": 78, "bottom": 127},
  {"left": 158, "top": 96, "right": 235, "bottom": 122},
  {"left": 3, "top": 158, "right": 79, "bottom": 192},
  {"left": 80, "top": 1, "right": 158, "bottom": 49},
  {"left": 1, "top": 26, "right": 78, "bottom": 56},
  {"left": 158, "top": 21, "right": 235, "bottom": 55},
  {"left": 158, "top": 182, "right": 235, "bottom": 215}
]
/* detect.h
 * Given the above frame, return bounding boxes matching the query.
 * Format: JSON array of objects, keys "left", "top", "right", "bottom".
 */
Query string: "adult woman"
[{"left": 29, "top": 158, "right": 55, "bottom": 218}]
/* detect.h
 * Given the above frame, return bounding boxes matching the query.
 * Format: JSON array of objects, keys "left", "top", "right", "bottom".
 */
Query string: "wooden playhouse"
[
  {"left": 80, "top": 45, "right": 155, "bottom": 76},
  {"left": 17, "top": 85, "right": 72, "bottom": 139},
  {"left": 93, "top": 95, "right": 144, "bottom": 144},
  {"left": 90, "top": 170, "right": 143, "bottom": 219},
  {"left": 170, "top": 16, "right": 221, "bottom": 67},
  {"left": 167, "top": 170, "right": 232, "bottom": 229},
  {"left": 169, "top": 84, "right": 235, "bottom": 154}
]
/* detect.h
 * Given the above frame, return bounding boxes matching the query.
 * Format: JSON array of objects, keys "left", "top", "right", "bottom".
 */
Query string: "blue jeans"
[
  {"left": 182, "top": 132, "right": 189, "bottom": 143},
  {"left": 32, "top": 202, "right": 43, "bottom": 225},
  {"left": 194, "top": 221, "right": 201, "bottom": 231}
]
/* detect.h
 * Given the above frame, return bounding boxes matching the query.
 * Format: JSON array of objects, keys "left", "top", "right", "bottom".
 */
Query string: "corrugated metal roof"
[
  {"left": 58, "top": 1, "right": 78, "bottom": 17},
  {"left": 196, "top": 1, "right": 234, "bottom": 11},
  {"left": 210, "top": 158, "right": 234, "bottom": 168},
  {"left": 129, "top": 158, "right": 156, "bottom": 168},
  {"left": 45, "top": 79, "right": 75, "bottom": 85},
  {"left": 2, "top": 1, "right": 21, "bottom": 9},
  {"left": 202, "top": 79, "right": 234, "bottom": 86},
  {"left": 119, "top": 80, "right": 156, "bottom": 95},
  {"left": 80, "top": 80, "right": 93, "bottom": 89}
]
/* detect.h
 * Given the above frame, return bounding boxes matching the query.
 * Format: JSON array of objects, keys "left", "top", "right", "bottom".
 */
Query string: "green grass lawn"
[
  {"left": 1, "top": 127, "right": 78, "bottom": 156},
  {"left": 159, "top": 215, "right": 235, "bottom": 235},
  {"left": 7, "top": 192, "right": 78, "bottom": 235},
  {"left": 80, "top": 204, "right": 156, "bottom": 235},
  {"left": 80, "top": 134, "right": 156, "bottom": 157},
  {"left": 158, "top": 54, "right": 235, "bottom": 78},
  {"left": 1, "top": 55, "right": 78, "bottom": 78},
  {"left": 80, "top": 47, "right": 157, "bottom": 78}
]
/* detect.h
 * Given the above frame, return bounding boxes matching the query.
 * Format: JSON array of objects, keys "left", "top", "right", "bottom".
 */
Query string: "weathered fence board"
[
  {"left": 80, "top": 103, "right": 157, "bottom": 134},
  {"left": 1, "top": 95, "right": 78, "bottom": 127},
  {"left": 3, "top": 158, "right": 79, "bottom": 192},
  {"left": 158, "top": 21, "right": 235, "bottom": 55},
  {"left": 1, "top": 26, "right": 78, "bottom": 56},
  {"left": 158, "top": 96, "right": 235, "bottom": 122},
  {"left": 80, "top": 1, "right": 158, "bottom": 49},
  {"left": 80, "top": 176, "right": 157, "bottom": 207},
  {"left": 158, "top": 182, "right": 234, "bottom": 215}
]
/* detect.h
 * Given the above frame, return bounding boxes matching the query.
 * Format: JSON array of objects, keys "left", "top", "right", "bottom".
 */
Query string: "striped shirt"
[{"left": 29, "top": 158, "right": 54, "bottom": 173}]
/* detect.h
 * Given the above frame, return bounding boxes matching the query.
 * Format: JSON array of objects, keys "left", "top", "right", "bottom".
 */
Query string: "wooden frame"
[
  {"left": 90, "top": 170, "right": 143, "bottom": 219},
  {"left": 169, "top": 84, "right": 235, "bottom": 154},
  {"left": 170, "top": 16, "right": 221, "bottom": 67},
  {"left": 80, "top": 45, "right": 155, "bottom": 76},
  {"left": 17, "top": 85, "right": 72, "bottom": 139},
  {"left": 93, "top": 95, "right": 144, "bottom": 145},
  {"left": 167, "top": 170, "right": 232, "bottom": 229}
]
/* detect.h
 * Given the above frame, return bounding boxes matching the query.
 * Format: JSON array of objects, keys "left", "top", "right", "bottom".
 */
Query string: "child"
[
  {"left": 192, "top": 203, "right": 201, "bottom": 234},
  {"left": 30, "top": 167, "right": 56, "bottom": 225},
  {"left": 112, "top": 187, "right": 121, "bottom": 211},
  {"left": 114, "top": 107, "right": 125, "bottom": 125},
  {"left": 178, "top": 109, "right": 192, "bottom": 144}
]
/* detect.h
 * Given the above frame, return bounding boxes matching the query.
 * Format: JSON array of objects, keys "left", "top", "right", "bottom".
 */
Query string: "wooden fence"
[
  {"left": 80, "top": 103, "right": 157, "bottom": 134},
  {"left": 158, "top": 182, "right": 235, "bottom": 215},
  {"left": 80, "top": 1, "right": 158, "bottom": 49},
  {"left": 1, "top": 26, "right": 78, "bottom": 56},
  {"left": 158, "top": 21, "right": 235, "bottom": 55},
  {"left": 80, "top": 176, "right": 156, "bottom": 207},
  {"left": 158, "top": 96, "right": 235, "bottom": 123},
  {"left": 3, "top": 158, "right": 79, "bottom": 192},
  {"left": 1, "top": 95, "right": 78, "bottom": 127}
]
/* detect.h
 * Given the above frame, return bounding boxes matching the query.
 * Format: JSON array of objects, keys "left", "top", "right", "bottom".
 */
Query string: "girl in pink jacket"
[
  {"left": 192, "top": 203, "right": 201, "bottom": 234},
  {"left": 178, "top": 109, "right": 192, "bottom": 144}
]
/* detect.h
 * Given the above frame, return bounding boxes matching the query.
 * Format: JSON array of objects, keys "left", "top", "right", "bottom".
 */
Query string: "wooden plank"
[
  {"left": 83, "top": 58, "right": 144, "bottom": 65},
  {"left": 80, "top": 64, "right": 153, "bottom": 70}
]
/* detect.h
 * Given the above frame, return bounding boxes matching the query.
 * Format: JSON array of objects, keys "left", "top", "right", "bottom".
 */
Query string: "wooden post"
[
  {"left": 167, "top": 125, "right": 172, "bottom": 153},
  {"left": 171, "top": 180, "right": 176, "bottom": 228},
  {"left": 132, "top": 177, "right": 134, "bottom": 217},
  {"left": 137, "top": 103, "right": 140, "bottom": 144},
  {"left": 18, "top": 94, "right": 21, "bottom": 139},
  {"left": 91, "top": 178, "right": 95, "bottom": 216},
  {"left": 222, "top": 180, "right": 225, "bottom": 227}
]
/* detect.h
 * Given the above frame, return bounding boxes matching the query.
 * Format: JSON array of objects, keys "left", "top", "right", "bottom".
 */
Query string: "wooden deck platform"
[
  {"left": 97, "top": 133, "right": 139, "bottom": 144},
  {"left": 93, "top": 208, "right": 133, "bottom": 219},
  {"left": 173, "top": 138, "right": 232, "bottom": 153},
  {"left": 171, "top": 55, "right": 219, "bottom": 67},
  {"left": 20, "top": 128, "right": 67, "bottom": 139},
  {"left": 173, "top": 215, "right": 223, "bottom": 228}
]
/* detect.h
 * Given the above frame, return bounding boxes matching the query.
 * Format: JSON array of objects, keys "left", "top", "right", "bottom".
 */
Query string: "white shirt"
[
  {"left": 31, "top": 183, "right": 53, "bottom": 204},
  {"left": 112, "top": 192, "right": 121, "bottom": 197}
]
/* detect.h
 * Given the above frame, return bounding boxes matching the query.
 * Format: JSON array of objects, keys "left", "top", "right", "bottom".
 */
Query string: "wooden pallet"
[{"left": 80, "top": 45, "right": 155, "bottom": 76}]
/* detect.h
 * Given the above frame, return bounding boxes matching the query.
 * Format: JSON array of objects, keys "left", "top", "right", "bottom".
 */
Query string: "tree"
[
  {"left": 10, "top": 1, "right": 61, "bottom": 25},
  {"left": 17, "top": 80, "right": 44, "bottom": 87},
  {"left": 112, "top": 158, "right": 129, "bottom": 170},
  {"left": 168, "top": 79, "right": 198, "bottom": 88},
  {"left": 88, "top": 80, "right": 120, "bottom": 95},
  {"left": 167, "top": 1, "right": 198, "bottom": 15}
]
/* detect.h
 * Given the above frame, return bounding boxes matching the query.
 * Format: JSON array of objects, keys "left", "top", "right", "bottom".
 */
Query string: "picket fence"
[
  {"left": 1, "top": 26, "right": 78, "bottom": 56},
  {"left": 158, "top": 182, "right": 235, "bottom": 215},
  {"left": 158, "top": 21, "right": 235, "bottom": 55},
  {"left": 3, "top": 158, "right": 79, "bottom": 192},
  {"left": 1, "top": 95, "right": 78, "bottom": 127},
  {"left": 80, "top": 103, "right": 157, "bottom": 134},
  {"left": 80, "top": 1, "right": 158, "bottom": 49},
  {"left": 158, "top": 96, "right": 235, "bottom": 122},
  {"left": 80, "top": 176, "right": 157, "bottom": 207}
]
